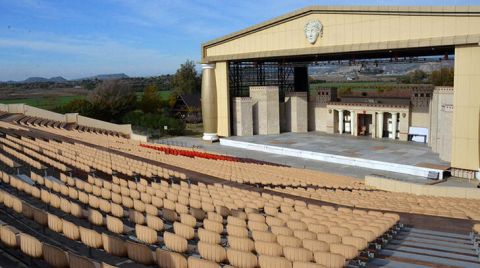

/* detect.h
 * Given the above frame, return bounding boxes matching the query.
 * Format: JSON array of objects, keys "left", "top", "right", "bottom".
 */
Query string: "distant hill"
[
  {"left": 21, "top": 76, "right": 68, "bottom": 83},
  {"left": 80, "top": 73, "right": 129, "bottom": 81}
]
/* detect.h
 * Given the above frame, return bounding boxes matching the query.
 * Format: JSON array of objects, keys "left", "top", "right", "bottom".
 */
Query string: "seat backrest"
[
  {"left": 203, "top": 218, "right": 224, "bottom": 234},
  {"left": 163, "top": 231, "right": 188, "bottom": 253},
  {"left": 251, "top": 230, "right": 277, "bottom": 242},
  {"left": 227, "top": 236, "right": 255, "bottom": 252},
  {"left": 79, "top": 227, "right": 103, "bottom": 249},
  {"left": 135, "top": 224, "right": 158, "bottom": 244},
  {"left": 47, "top": 213, "right": 63, "bottom": 233},
  {"left": 126, "top": 240, "right": 155, "bottom": 265},
  {"left": 101, "top": 233, "right": 127, "bottom": 257},
  {"left": 62, "top": 220, "right": 80, "bottom": 240},
  {"left": 227, "top": 224, "right": 249, "bottom": 238},
  {"left": 106, "top": 215, "right": 125, "bottom": 234},
  {"left": 197, "top": 241, "right": 227, "bottom": 262},
  {"left": 271, "top": 226, "right": 293, "bottom": 236},
  {"left": 254, "top": 241, "right": 283, "bottom": 257},
  {"left": 187, "top": 256, "right": 220, "bottom": 268},
  {"left": 258, "top": 255, "right": 292, "bottom": 268},
  {"left": 316, "top": 233, "right": 341, "bottom": 244},
  {"left": 198, "top": 228, "right": 221, "bottom": 244},
  {"left": 276, "top": 235, "right": 302, "bottom": 248},
  {"left": 173, "top": 221, "right": 195, "bottom": 240},
  {"left": 146, "top": 214, "right": 165, "bottom": 231},
  {"left": 19, "top": 233, "right": 42, "bottom": 258},
  {"left": 302, "top": 239, "right": 329, "bottom": 253},
  {"left": 313, "top": 252, "right": 346, "bottom": 268},
  {"left": 283, "top": 247, "right": 313, "bottom": 262},
  {"left": 68, "top": 252, "right": 97, "bottom": 268},
  {"left": 329, "top": 243, "right": 358, "bottom": 259},
  {"left": 156, "top": 248, "right": 187, "bottom": 268},
  {"left": 226, "top": 248, "right": 258, "bottom": 268},
  {"left": 42, "top": 243, "right": 69, "bottom": 268}
]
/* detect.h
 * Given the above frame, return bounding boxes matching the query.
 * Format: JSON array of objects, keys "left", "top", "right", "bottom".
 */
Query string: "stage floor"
[
  {"left": 156, "top": 132, "right": 454, "bottom": 183},
  {"left": 227, "top": 132, "right": 449, "bottom": 168}
]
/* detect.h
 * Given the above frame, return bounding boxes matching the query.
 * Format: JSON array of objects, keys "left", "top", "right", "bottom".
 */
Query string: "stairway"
[{"left": 369, "top": 227, "right": 480, "bottom": 267}]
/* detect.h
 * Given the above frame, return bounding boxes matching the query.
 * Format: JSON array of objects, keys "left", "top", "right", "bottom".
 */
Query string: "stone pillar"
[
  {"left": 350, "top": 110, "right": 356, "bottom": 136},
  {"left": 338, "top": 110, "right": 344, "bottom": 134},
  {"left": 377, "top": 112, "right": 384, "bottom": 138},
  {"left": 371, "top": 112, "right": 377, "bottom": 138},
  {"left": 285, "top": 92, "right": 308, "bottom": 133},
  {"left": 201, "top": 63, "right": 218, "bottom": 141},
  {"left": 391, "top": 112, "right": 398, "bottom": 139},
  {"left": 232, "top": 97, "right": 253, "bottom": 136},
  {"left": 250, "top": 86, "right": 280, "bottom": 135}
]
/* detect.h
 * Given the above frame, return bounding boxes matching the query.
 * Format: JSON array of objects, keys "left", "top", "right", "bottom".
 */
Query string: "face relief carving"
[{"left": 304, "top": 20, "right": 323, "bottom": 44}]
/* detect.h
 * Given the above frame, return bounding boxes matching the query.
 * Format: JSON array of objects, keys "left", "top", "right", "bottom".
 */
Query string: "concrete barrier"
[
  {"left": 220, "top": 138, "right": 445, "bottom": 179},
  {"left": 365, "top": 175, "right": 480, "bottom": 199}
]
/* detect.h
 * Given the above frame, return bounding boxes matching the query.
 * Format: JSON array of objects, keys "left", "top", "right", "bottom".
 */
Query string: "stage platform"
[{"left": 219, "top": 132, "right": 450, "bottom": 180}]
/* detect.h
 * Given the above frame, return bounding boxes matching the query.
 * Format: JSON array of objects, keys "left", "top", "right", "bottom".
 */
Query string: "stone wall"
[
  {"left": 232, "top": 97, "right": 253, "bottom": 136},
  {"left": 250, "top": 86, "right": 280, "bottom": 135},
  {"left": 285, "top": 92, "right": 308, "bottom": 132},
  {"left": 429, "top": 87, "right": 453, "bottom": 162}
]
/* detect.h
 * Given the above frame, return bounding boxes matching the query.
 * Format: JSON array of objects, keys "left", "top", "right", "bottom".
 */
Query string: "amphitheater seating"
[{"left": 0, "top": 121, "right": 409, "bottom": 268}]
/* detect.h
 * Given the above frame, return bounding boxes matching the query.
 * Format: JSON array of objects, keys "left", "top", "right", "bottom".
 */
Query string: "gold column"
[
  {"left": 452, "top": 45, "right": 480, "bottom": 172},
  {"left": 201, "top": 63, "right": 218, "bottom": 141}
]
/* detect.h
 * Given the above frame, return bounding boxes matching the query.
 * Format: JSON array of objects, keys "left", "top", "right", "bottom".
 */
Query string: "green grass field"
[{"left": 0, "top": 95, "right": 85, "bottom": 110}]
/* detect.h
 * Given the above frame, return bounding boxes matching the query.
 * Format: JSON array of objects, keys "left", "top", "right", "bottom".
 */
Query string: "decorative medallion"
[{"left": 304, "top": 20, "right": 323, "bottom": 44}]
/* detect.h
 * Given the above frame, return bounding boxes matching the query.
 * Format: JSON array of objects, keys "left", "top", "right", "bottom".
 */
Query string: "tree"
[
  {"left": 88, "top": 79, "right": 137, "bottom": 122},
  {"left": 429, "top": 67, "right": 454, "bottom": 86},
  {"left": 172, "top": 60, "right": 200, "bottom": 95},
  {"left": 140, "top": 84, "right": 162, "bottom": 114},
  {"left": 398, "top": 70, "right": 428, "bottom": 84}
]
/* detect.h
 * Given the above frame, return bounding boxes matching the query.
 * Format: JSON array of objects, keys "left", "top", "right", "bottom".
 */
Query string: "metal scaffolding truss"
[{"left": 228, "top": 61, "right": 295, "bottom": 101}]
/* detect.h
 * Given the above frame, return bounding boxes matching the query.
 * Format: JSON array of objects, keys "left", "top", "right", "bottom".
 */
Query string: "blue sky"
[{"left": 0, "top": 0, "right": 477, "bottom": 81}]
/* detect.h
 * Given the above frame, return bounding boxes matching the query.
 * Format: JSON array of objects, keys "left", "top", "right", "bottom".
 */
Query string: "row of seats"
[
  {"left": 0, "top": 207, "right": 114, "bottom": 268},
  {"left": 270, "top": 186, "right": 480, "bottom": 220}
]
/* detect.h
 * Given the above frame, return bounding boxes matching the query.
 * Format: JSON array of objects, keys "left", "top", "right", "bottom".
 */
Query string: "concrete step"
[
  {"left": 393, "top": 234, "right": 474, "bottom": 248},
  {"left": 368, "top": 258, "right": 433, "bottom": 268},
  {"left": 380, "top": 249, "right": 480, "bottom": 268},
  {"left": 396, "top": 232, "right": 473, "bottom": 246},
  {"left": 384, "top": 244, "right": 480, "bottom": 262},
  {"left": 404, "top": 227, "right": 471, "bottom": 240},
  {"left": 390, "top": 239, "right": 477, "bottom": 255}
]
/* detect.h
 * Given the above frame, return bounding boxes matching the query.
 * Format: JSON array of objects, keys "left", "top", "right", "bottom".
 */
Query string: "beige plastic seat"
[
  {"left": 62, "top": 220, "right": 80, "bottom": 240},
  {"left": 163, "top": 208, "right": 178, "bottom": 222},
  {"left": 258, "top": 255, "right": 292, "bottom": 268},
  {"left": 198, "top": 241, "right": 227, "bottom": 262},
  {"left": 283, "top": 247, "right": 314, "bottom": 262},
  {"left": 188, "top": 256, "right": 221, "bottom": 268},
  {"left": 329, "top": 243, "right": 358, "bottom": 259},
  {"left": 226, "top": 248, "right": 258, "bottom": 268},
  {"left": 317, "top": 233, "right": 342, "bottom": 244},
  {"left": 204, "top": 218, "right": 224, "bottom": 234},
  {"left": 105, "top": 215, "right": 124, "bottom": 233},
  {"left": 68, "top": 252, "right": 98, "bottom": 268},
  {"left": 293, "top": 230, "right": 317, "bottom": 240},
  {"left": 180, "top": 213, "right": 197, "bottom": 228},
  {"left": 43, "top": 243, "right": 69, "bottom": 268},
  {"left": 277, "top": 235, "right": 302, "bottom": 247},
  {"left": 129, "top": 209, "right": 145, "bottom": 225},
  {"left": 156, "top": 248, "right": 187, "bottom": 268},
  {"left": 164, "top": 231, "right": 188, "bottom": 253},
  {"left": 302, "top": 239, "right": 329, "bottom": 252},
  {"left": 126, "top": 240, "right": 155, "bottom": 265},
  {"left": 342, "top": 236, "right": 368, "bottom": 251},
  {"left": 287, "top": 220, "right": 308, "bottom": 231},
  {"left": 47, "top": 213, "right": 63, "bottom": 233},
  {"left": 252, "top": 230, "right": 277, "bottom": 242},
  {"left": 228, "top": 236, "right": 255, "bottom": 252},
  {"left": 135, "top": 224, "right": 158, "bottom": 244},
  {"left": 173, "top": 221, "right": 195, "bottom": 240},
  {"left": 313, "top": 252, "right": 346, "bottom": 268},
  {"left": 79, "top": 227, "right": 103, "bottom": 249},
  {"left": 102, "top": 233, "right": 127, "bottom": 257},
  {"left": 88, "top": 209, "right": 104, "bottom": 226},
  {"left": 198, "top": 228, "right": 221, "bottom": 244},
  {"left": 146, "top": 215, "right": 164, "bottom": 231},
  {"left": 292, "top": 261, "right": 325, "bottom": 268},
  {"left": 255, "top": 241, "right": 283, "bottom": 256},
  {"left": 20, "top": 233, "right": 43, "bottom": 258},
  {"left": 271, "top": 226, "right": 293, "bottom": 236},
  {"left": 227, "top": 224, "right": 249, "bottom": 238}
]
